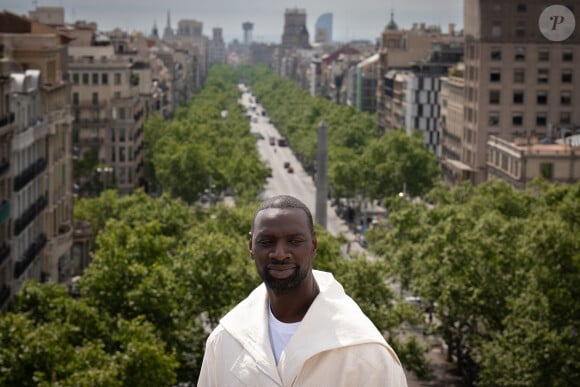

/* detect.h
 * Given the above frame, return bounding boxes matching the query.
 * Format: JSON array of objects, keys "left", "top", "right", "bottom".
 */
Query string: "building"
[
  {"left": 354, "top": 53, "right": 379, "bottom": 113},
  {"left": 487, "top": 134, "right": 580, "bottom": 189},
  {"left": 208, "top": 27, "right": 226, "bottom": 66},
  {"left": 242, "top": 22, "right": 253, "bottom": 46},
  {"left": 281, "top": 9, "right": 310, "bottom": 51},
  {"left": 460, "top": 0, "right": 580, "bottom": 184},
  {"left": 315, "top": 13, "right": 333, "bottom": 44}
]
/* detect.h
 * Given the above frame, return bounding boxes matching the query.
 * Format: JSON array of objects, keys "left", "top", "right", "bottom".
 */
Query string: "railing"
[
  {"left": 13, "top": 157, "right": 47, "bottom": 192},
  {"left": 13, "top": 193, "right": 48, "bottom": 236},
  {"left": 0, "top": 286, "right": 10, "bottom": 308},
  {"left": 0, "top": 242, "right": 9, "bottom": 266},
  {"left": 0, "top": 112, "right": 15, "bottom": 128},
  {"left": 0, "top": 199, "right": 9, "bottom": 224},
  {"left": 14, "top": 233, "right": 47, "bottom": 278}
]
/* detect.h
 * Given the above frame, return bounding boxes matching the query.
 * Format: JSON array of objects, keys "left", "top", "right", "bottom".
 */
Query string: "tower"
[{"left": 242, "top": 22, "right": 253, "bottom": 45}]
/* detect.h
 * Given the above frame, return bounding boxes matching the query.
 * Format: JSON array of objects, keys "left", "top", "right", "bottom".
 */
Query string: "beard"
[{"left": 260, "top": 262, "right": 309, "bottom": 294}]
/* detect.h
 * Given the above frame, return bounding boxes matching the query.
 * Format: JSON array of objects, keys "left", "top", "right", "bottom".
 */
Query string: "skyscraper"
[
  {"left": 315, "top": 12, "right": 332, "bottom": 43},
  {"left": 281, "top": 8, "right": 310, "bottom": 50},
  {"left": 242, "top": 22, "right": 253, "bottom": 45}
]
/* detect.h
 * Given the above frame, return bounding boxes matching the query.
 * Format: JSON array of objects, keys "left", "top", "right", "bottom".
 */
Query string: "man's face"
[{"left": 250, "top": 208, "right": 317, "bottom": 294}]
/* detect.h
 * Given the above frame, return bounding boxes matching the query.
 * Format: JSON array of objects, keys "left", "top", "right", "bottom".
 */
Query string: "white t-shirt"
[{"left": 268, "top": 305, "right": 301, "bottom": 364}]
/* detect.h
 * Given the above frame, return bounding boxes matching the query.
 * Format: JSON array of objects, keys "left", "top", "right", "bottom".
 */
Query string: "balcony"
[
  {"left": 13, "top": 193, "right": 48, "bottom": 236},
  {"left": 0, "top": 112, "right": 15, "bottom": 128},
  {"left": 14, "top": 233, "right": 47, "bottom": 278},
  {"left": 13, "top": 157, "right": 47, "bottom": 192},
  {"left": 0, "top": 286, "right": 10, "bottom": 309},
  {"left": 73, "top": 118, "right": 111, "bottom": 129},
  {"left": 0, "top": 242, "right": 9, "bottom": 266},
  {"left": 0, "top": 199, "right": 9, "bottom": 224},
  {"left": 0, "top": 157, "right": 10, "bottom": 176}
]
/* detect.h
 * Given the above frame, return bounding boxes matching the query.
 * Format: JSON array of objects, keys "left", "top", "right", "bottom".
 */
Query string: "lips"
[{"left": 267, "top": 264, "right": 296, "bottom": 279}]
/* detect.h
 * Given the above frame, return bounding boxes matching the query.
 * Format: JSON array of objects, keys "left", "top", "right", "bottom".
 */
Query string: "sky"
[{"left": 2, "top": 0, "right": 463, "bottom": 43}]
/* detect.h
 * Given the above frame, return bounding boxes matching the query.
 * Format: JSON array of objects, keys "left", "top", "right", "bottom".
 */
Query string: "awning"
[{"left": 444, "top": 158, "right": 475, "bottom": 172}]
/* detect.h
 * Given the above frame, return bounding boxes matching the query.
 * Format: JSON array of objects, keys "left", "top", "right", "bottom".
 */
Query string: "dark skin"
[{"left": 249, "top": 207, "right": 319, "bottom": 323}]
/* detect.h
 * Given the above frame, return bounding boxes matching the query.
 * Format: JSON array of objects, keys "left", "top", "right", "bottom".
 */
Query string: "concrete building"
[
  {"left": 281, "top": 9, "right": 310, "bottom": 51},
  {"left": 487, "top": 134, "right": 580, "bottom": 189},
  {"left": 242, "top": 22, "right": 253, "bottom": 46},
  {"left": 315, "top": 13, "right": 333, "bottom": 44},
  {"left": 354, "top": 53, "right": 379, "bottom": 113},
  {"left": 461, "top": 0, "right": 580, "bottom": 184},
  {"left": 208, "top": 27, "right": 226, "bottom": 65},
  {"left": 1, "top": 11, "right": 75, "bottom": 306}
]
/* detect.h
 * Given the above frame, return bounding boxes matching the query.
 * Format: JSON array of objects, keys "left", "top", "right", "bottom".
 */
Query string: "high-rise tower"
[{"left": 242, "top": 22, "right": 253, "bottom": 45}]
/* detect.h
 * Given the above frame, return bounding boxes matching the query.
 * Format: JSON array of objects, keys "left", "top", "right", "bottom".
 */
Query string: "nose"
[{"left": 270, "top": 240, "right": 289, "bottom": 260}]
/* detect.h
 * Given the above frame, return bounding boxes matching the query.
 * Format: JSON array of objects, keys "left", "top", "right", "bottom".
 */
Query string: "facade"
[
  {"left": 439, "top": 64, "right": 473, "bottom": 183},
  {"left": 487, "top": 135, "right": 580, "bottom": 189},
  {"left": 315, "top": 13, "right": 333, "bottom": 44},
  {"left": 461, "top": 0, "right": 580, "bottom": 184},
  {"left": 281, "top": 9, "right": 310, "bottom": 51},
  {"left": 355, "top": 53, "right": 379, "bottom": 113},
  {"left": 208, "top": 28, "right": 226, "bottom": 66}
]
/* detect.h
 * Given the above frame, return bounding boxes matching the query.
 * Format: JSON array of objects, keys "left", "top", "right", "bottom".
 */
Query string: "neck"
[{"left": 268, "top": 274, "right": 319, "bottom": 323}]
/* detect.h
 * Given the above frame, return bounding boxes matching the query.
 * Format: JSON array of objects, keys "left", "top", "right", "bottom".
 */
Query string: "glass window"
[
  {"left": 491, "top": 21, "right": 502, "bottom": 37},
  {"left": 515, "top": 47, "right": 526, "bottom": 61},
  {"left": 512, "top": 112, "right": 523, "bottom": 126},
  {"left": 536, "top": 113, "right": 547, "bottom": 126},
  {"left": 490, "top": 48, "right": 502, "bottom": 60},
  {"left": 538, "top": 49, "right": 550, "bottom": 61},
  {"left": 560, "top": 112, "right": 571, "bottom": 124},
  {"left": 561, "top": 91, "right": 571, "bottom": 105},
  {"left": 114, "top": 73, "right": 122, "bottom": 85},
  {"left": 514, "top": 69, "right": 525, "bottom": 83},
  {"left": 538, "top": 69, "right": 549, "bottom": 83},
  {"left": 92, "top": 92, "right": 98, "bottom": 105},
  {"left": 537, "top": 91, "right": 548, "bottom": 105},
  {"left": 92, "top": 73, "right": 99, "bottom": 85},
  {"left": 490, "top": 69, "right": 501, "bottom": 82},
  {"left": 562, "top": 70, "right": 572, "bottom": 83},
  {"left": 489, "top": 90, "right": 500, "bottom": 104},
  {"left": 72, "top": 73, "right": 79, "bottom": 84},
  {"left": 540, "top": 163, "right": 553, "bottom": 179},
  {"left": 515, "top": 22, "right": 525, "bottom": 37},
  {"left": 488, "top": 112, "right": 499, "bottom": 126},
  {"left": 101, "top": 73, "right": 108, "bottom": 84},
  {"left": 82, "top": 73, "right": 89, "bottom": 85},
  {"left": 72, "top": 92, "right": 79, "bottom": 105},
  {"left": 562, "top": 49, "right": 573, "bottom": 62},
  {"left": 513, "top": 91, "right": 524, "bottom": 104},
  {"left": 517, "top": 4, "right": 527, "bottom": 12}
]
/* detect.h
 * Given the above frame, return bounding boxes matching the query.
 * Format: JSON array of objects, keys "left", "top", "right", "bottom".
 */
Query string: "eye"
[
  {"left": 289, "top": 238, "right": 305, "bottom": 245},
  {"left": 256, "top": 239, "right": 273, "bottom": 247}
]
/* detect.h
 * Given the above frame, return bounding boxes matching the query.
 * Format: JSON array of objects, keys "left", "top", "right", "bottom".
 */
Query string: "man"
[{"left": 198, "top": 195, "right": 407, "bottom": 386}]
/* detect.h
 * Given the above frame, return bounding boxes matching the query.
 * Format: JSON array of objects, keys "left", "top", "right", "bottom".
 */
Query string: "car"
[
  {"left": 269, "top": 137, "right": 276, "bottom": 146},
  {"left": 283, "top": 161, "right": 290, "bottom": 169},
  {"left": 287, "top": 166, "right": 294, "bottom": 173}
]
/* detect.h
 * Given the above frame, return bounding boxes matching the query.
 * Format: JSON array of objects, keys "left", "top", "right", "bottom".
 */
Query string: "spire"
[
  {"left": 386, "top": 9, "right": 398, "bottom": 31},
  {"left": 151, "top": 20, "right": 159, "bottom": 39}
]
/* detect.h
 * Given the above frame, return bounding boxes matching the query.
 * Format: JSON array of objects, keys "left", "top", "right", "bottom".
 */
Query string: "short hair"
[{"left": 252, "top": 195, "right": 315, "bottom": 234}]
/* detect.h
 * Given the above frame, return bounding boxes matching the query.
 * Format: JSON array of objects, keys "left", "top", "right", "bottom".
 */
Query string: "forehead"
[{"left": 253, "top": 207, "right": 310, "bottom": 235}]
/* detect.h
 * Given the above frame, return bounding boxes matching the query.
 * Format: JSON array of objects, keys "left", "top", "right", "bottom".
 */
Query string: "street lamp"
[{"left": 96, "top": 166, "right": 113, "bottom": 191}]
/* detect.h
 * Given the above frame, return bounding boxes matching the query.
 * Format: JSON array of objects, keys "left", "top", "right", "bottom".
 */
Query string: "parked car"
[
  {"left": 287, "top": 166, "right": 294, "bottom": 173},
  {"left": 283, "top": 161, "right": 290, "bottom": 168}
]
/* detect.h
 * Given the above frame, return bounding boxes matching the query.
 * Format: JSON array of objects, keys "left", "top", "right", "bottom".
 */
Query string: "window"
[
  {"left": 490, "top": 48, "right": 502, "bottom": 60},
  {"left": 560, "top": 112, "right": 571, "bottom": 124},
  {"left": 72, "top": 73, "right": 79, "bottom": 84},
  {"left": 92, "top": 73, "right": 99, "bottom": 85},
  {"left": 513, "top": 91, "right": 524, "bottom": 104},
  {"left": 537, "top": 91, "right": 548, "bottom": 105},
  {"left": 517, "top": 4, "right": 527, "bottom": 12},
  {"left": 488, "top": 112, "right": 499, "bottom": 126},
  {"left": 538, "top": 49, "right": 550, "bottom": 61},
  {"left": 490, "top": 90, "right": 501, "bottom": 104},
  {"left": 491, "top": 21, "right": 502, "bottom": 37},
  {"left": 72, "top": 92, "right": 79, "bottom": 105},
  {"left": 562, "top": 70, "right": 572, "bottom": 83},
  {"left": 515, "top": 22, "right": 525, "bottom": 37},
  {"left": 512, "top": 112, "right": 523, "bottom": 126},
  {"left": 562, "top": 49, "right": 573, "bottom": 62},
  {"left": 538, "top": 69, "right": 549, "bottom": 83},
  {"left": 92, "top": 92, "right": 98, "bottom": 105},
  {"left": 119, "top": 128, "right": 126, "bottom": 142},
  {"left": 514, "top": 69, "right": 525, "bottom": 83},
  {"left": 114, "top": 73, "right": 121, "bottom": 85},
  {"left": 536, "top": 113, "right": 547, "bottom": 126},
  {"left": 119, "top": 108, "right": 125, "bottom": 120},
  {"left": 561, "top": 91, "right": 571, "bottom": 105},
  {"left": 101, "top": 73, "right": 108, "bottom": 84},
  {"left": 111, "top": 128, "right": 116, "bottom": 141},
  {"left": 540, "top": 163, "right": 553, "bottom": 179},
  {"left": 490, "top": 69, "right": 501, "bottom": 82},
  {"left": 514, "top": 47, "right": 526, "bottom": 61},
  {"left": 120, "top": 147, "right": 126, "bottom": 162},
  {"left": 114, "top": 91, "right": 121, "bottom": 99},
  {"left": 82, "top": 73, "right": 89, "bottom": 85}
]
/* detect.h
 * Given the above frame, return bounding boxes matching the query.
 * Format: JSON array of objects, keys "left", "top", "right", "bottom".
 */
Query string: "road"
[{"left": 239, "top": 85, "right": 359, "bottom": 249}]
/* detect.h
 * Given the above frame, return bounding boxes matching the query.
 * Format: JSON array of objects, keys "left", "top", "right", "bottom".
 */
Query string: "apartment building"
[
  {"left": 208, "top": 28, "right": 226, "bottom": 66},
  {"left": 462, "top": 0, "right": 580, "bottom": 184},
  {"left": 0, "top": 12, "right": 75, "bottom": 308},
  {"left": 68, "top": 43, "right": 145, "bottom": 195},
  {"left": 281, "top": 9, "right": 310, "bottom": 51},
  {"left": 0, "top": 50, "right": 15, "bottom": 311}
]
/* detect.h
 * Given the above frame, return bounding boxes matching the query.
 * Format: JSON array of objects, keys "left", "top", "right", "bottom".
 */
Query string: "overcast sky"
[{"left": 3, "top": 0, "right": 463, "bottom": 43}]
